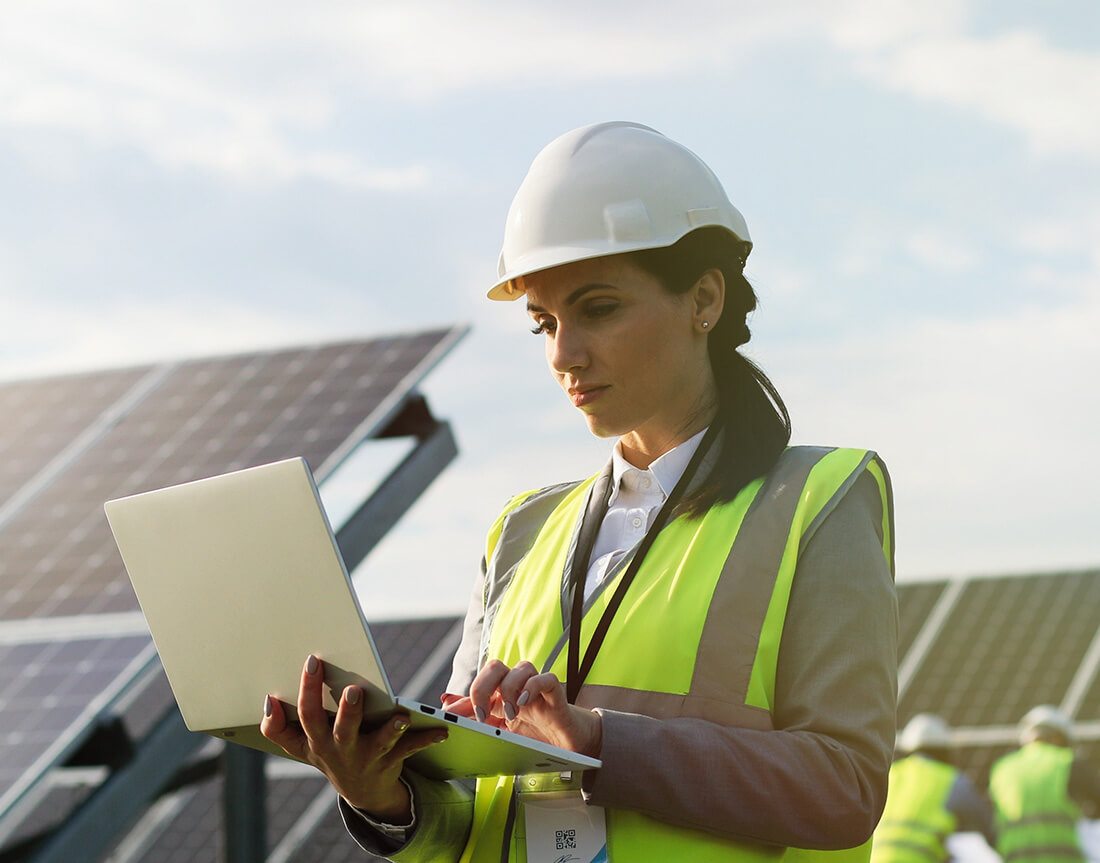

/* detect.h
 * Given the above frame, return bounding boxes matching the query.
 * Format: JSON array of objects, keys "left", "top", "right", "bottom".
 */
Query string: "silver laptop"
[{"left": 104, "top": 457, "right": 600, "bottom": 780}]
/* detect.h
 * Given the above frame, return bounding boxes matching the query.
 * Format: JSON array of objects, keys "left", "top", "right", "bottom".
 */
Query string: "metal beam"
[
  {"left": 222, "top": 746, "right": 267, "bottom": 863},
  {"left": 897, "top": 578, "right": 967, "bottom": 699},
  {"left": 335, "top": 417, "right": 458, "bottom": 572},
  {"left": 27, "top": 708, "right": 205, "bottom": 863}
]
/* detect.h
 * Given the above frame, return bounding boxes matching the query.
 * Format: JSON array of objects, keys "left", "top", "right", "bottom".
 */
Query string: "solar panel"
[
  {"left": 899, "top": 570, "right": 1100, "bottom": 727},
  {"left": 896, "top": 580, "right": 946, "bottom": 659},
  {"left": 95, "top": 617, "right": 462, "bottom": 863},
  {"left": 0, "top": 368, "right": 150, "bottom": 508},
  {"left": 0, "top": 327, "right": 466, "bottom": 855},
  {"left": 0, "top": 635, "right": 154, "bottom": 805},
  {"left": 1076, "top": 675, "right": 1100, "bottom": 721},
  {"left": 1, "top": 330, "right": 463, "bottom": 622}
]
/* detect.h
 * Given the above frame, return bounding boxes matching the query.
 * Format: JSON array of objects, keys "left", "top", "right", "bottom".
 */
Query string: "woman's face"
[{"left": 522, "top": 255, "right": 717, "bottom": 463}]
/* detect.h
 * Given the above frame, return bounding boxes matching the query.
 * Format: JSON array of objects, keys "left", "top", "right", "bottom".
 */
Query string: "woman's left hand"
[{"left": 442, "top": 660, "right": 602, "bottom": 759}]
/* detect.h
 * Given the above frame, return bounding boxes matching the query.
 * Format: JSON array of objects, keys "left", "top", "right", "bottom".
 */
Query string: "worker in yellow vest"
[
  {"left": 989, "top": 706, "right": 1100, "bottom": 863},
  {"left": 871, "top": 713, "right": 995, "bottom": 863},
  {"left": 262, "top": 122, "right": 899, "bottom": 862}
]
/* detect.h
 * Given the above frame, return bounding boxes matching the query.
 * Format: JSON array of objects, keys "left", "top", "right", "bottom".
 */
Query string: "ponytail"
[{"left": 628, "top": 227, "right": 791, "bottom": 516}]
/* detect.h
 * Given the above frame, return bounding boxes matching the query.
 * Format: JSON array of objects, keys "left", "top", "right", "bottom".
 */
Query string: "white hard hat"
[
  {"left": 897, "top": 713, "right": 952, "bottom": 754},
  {"left": 1019, "top": 705, "right": 1073, "bottom": 745},
  {"left": 488, "top": 121, "right": 751, "bottom": 300}
]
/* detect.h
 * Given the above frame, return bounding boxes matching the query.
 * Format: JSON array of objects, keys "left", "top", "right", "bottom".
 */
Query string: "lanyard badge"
[
  {"left": 523, "top": 791, "right": 608, "bottom": 863},
  {"left": 564, "top": 423, "right": 720, "bottom": 704}
]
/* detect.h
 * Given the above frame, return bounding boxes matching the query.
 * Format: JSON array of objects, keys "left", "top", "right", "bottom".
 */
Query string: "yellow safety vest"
[
  {"left": 990, "top": 742, "right": 1083, "bottom": 863},
  {"left": 459, "top": 446, "right": 894, "bottom": 863},
  {"left": 871, "top": 756, "right": 958, "bottom": 863}
]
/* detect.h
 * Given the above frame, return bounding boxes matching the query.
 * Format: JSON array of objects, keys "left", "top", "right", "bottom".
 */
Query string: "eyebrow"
[{"left": 526, "top": 283, "right": 618, "bottom": 314}]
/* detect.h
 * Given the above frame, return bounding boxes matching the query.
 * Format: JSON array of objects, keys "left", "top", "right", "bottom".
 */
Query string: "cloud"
[
  {"left": 904, "top": 229, "right": 982, "bottom": 273},
  {"left": 773, "top": 273, "right": 1100, "bottom": 578},
  {"left": 0, "top": 288, "right": 387, "bottom": 381},
  {"left": 829, "top": 0, "right": 1100, "bottom": 158},
  {"left": 313, "top": 1, "right": 825, "bottom": 98},
  {"left": 0, "top": 0, "right": 860, "bottom": 185},
  {"left": 0, "top": 2, "right": 431, "bottom": 188}
]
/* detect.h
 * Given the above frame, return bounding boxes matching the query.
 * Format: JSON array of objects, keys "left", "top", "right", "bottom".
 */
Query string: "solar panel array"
[
  {"left": 86, "top": 575, "right": 1100, "bottom": 859},
  {"left": 3, "top": 331, "right": 1098, "bottom": 858},
  {"left": 897, "top": 570, "right": 1100, "bottom": 787},
  {"left": 0, "top": 326, "right": 466, "bottom": 855}
]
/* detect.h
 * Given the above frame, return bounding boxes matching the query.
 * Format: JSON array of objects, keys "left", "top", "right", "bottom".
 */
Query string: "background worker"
[
  {"left": 871, "top": 713, "right": 996, "bottom": 863},
  {"left": 989, "top": 705, "right": 1100, "bottom": 863},
  {"left": 261, "top": 121, "right": 899, "bottom": 862}
]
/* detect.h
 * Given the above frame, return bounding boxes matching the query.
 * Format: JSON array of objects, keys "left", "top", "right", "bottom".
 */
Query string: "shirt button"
[
  {"left": 641, "top": 477, "right": 651, "bottom": 489},
  {"left": 632, "top": 517, "right": 643, "bottom": 528}
]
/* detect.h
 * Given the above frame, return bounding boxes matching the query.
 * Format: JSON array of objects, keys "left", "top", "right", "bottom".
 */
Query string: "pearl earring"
[{"left": 701, "top": 321, "right": 709, "bottom": 329}]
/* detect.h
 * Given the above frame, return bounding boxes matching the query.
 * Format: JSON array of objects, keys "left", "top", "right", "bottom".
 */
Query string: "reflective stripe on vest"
[
  {"left": 871, "top": 756, "right": 958, "bottom": 863},
  {"left": 459, "top": 446, "right": 893, "bottom": 863},
  {"left": 990, "top": 742, "right": 1083, "bottom": 863}
]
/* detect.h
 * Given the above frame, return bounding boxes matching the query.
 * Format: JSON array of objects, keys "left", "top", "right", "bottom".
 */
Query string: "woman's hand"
[
  {"left": 261, "top": 654, "right": 447, "bottom": 821},
  {"left": 442, "top": 660, "right": 602, "bottom": 759}
]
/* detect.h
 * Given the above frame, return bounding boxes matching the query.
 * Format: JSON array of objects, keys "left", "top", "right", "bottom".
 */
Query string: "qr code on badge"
[{"left": 555, "top": 828, "right": 577, "bottom": 850}]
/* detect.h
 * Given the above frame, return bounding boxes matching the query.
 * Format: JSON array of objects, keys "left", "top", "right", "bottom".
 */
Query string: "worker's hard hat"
[
  {"left": 1019, "top": 705, "right": 1073, "bottom": 745},
  {"left": 897, "top": 713, "right": 952, "bottom": 754},
  {"left": 489, "top": 121, "right": 751, "bottom": 300}
]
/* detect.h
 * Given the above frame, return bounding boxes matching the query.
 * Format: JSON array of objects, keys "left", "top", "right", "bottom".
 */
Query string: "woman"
[{"left": 261, "top": 121, "right": 898, "bottom": 862}]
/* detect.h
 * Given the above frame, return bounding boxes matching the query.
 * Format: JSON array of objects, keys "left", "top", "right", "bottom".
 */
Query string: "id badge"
[{"left": 522, "top": 791, "right": 607, "bottom": 863}]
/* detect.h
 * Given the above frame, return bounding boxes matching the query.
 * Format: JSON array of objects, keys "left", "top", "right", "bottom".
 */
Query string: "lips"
[{"left": 568, "top": 384, "right": 608, "bottom": 408}]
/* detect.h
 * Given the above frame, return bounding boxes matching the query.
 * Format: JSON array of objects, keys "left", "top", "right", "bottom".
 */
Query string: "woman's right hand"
[{"left": 261, "top": 654, "right": 447, "bottom": 821}]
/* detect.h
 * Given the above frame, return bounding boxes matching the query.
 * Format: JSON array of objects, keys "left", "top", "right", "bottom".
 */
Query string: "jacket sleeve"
[
  {"left": 1069, "top": 758, "right": 1100, "bottom": 814},
  {"left": 339, "top": 558, "right": 488, "bottom": 860},
  {"left": 581, "top": 469, "right": 899, "bottom": 849},
  {"left": 445, "top": 555, "right": 488, "bottom": 696},
  {"left": 947, "top": 772, "right": 998, "bottom": 846},
  {"left": 339, "top": 771, "right": 474, "bottom": 862}
]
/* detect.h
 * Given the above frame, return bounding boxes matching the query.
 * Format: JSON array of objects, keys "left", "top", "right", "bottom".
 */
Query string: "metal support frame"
[
  {"left": 222, "top": 746, "right": 267, "bottom": 863},
  {"left": 27, "top": 709, "right": 205, "bottom": 863},
  {"left": 335, "top": 404, "right": 458, "bottom": 572},
  {"left": 13, "top": 391, "right": 459, "bottom": 863}
]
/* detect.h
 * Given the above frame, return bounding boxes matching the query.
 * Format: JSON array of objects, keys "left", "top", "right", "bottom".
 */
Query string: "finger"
[
  {"left": 444, "top": 696, "right": 475, "bottom": 717},
  {"left": 498, "top": 661, "right": 538, "bottom": 721},
  {"left": 369, "top": 714, "right": 412, "bottom": 763},
  {"left": 297, "top": 654, "right": 332, "bottom": 748},
  {"left": 518, "top": 672, "right": 566, "bottom": 709},
  {"left": 468, "top": 659, "right": 511, "bottom": 723},
  {"left": 388, "top": 727, "right": 449, "bottom": 764},
  {"left": 332, "top": 685, "right": 364, "bottom": 748},
  {"left": 440, "top": 692, "right": 464, "bottom": 709},
  {"left": 260, "top": 694, "right": 309, "bottom": 760}
]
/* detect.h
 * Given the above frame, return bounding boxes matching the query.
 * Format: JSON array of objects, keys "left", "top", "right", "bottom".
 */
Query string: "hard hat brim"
[{"left": 487, "top": 231, "right": 752, "bottom": 301}]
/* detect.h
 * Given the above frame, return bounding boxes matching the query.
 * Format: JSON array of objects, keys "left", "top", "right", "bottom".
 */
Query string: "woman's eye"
[
  {"left": 530, "top": 319, "right": 556, "bottom": 335},
  {"left": 585, "top": 301, "right": 618, "bottom": 319}
]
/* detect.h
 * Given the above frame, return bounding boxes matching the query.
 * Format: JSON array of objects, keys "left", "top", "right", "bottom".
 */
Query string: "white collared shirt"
[{"left": 584, "top": 428, "right": 707, "bottom": 600}]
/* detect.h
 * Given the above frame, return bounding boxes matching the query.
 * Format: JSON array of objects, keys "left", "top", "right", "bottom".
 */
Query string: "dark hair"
[{"left": 628, "top": 226, "right": 791, "bottom": 517}]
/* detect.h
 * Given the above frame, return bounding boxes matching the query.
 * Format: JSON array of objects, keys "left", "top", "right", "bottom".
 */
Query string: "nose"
[{"left": 547, "top": 322, "right": 587, "bottom": 376}]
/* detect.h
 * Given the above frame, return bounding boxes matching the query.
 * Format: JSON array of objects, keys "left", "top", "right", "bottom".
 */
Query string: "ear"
[{"left": 691, "top": 268, "right": 725, "bottom": 333}]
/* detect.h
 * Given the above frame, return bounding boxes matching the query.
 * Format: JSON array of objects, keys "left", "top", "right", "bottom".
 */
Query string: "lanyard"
[{"left": 564, "top": 423, "right": 720, "bottom": 704}]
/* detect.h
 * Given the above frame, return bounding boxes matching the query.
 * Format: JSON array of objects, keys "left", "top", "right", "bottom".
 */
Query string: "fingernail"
[
  {"left": 504, "top": 702, "right": 516, "bottom": 722},
  {"left": 433, "top": 733, "right": 447, "bottom": 744},
  {"left": 305, "top": 654, "right": 318, "bottom": 675},
  {"left": 394, "top": 717, "right": 410, "bottom": 733},
  {"left": 264, "top": 695, "right": 273, "bottom": 717},
  {"left": 474, "top": 706, "right": 486, "bottom": 723},
  {"left": 345, "top": 686, "right": 361, "bottom": 706},
  {"left": 517, "top": 691, "right": 530, "bottom": 707}
]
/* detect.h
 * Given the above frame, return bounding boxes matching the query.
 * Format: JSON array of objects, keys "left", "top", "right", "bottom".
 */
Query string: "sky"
[{"left": 1, "top": 0, "right": 1098, "bottom": 618}]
